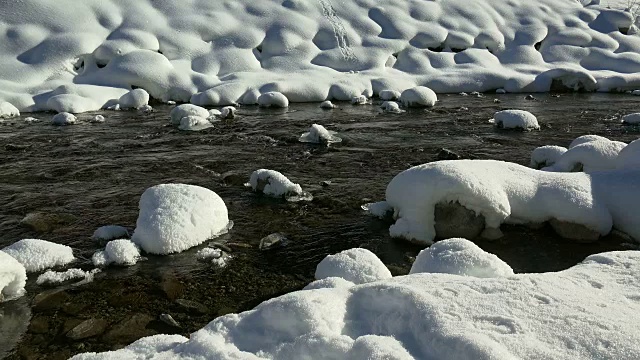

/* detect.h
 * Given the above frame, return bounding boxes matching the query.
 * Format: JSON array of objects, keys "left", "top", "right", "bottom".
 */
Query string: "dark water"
[{"left": 1, "top": 93, "right": 639, "bottom": 359}]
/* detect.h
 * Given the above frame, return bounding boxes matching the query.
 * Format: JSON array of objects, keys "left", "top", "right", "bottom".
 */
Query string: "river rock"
[
  {"left": 436, "top": 148, "right": 461, "bottom": 161},
  {"left": 102, "top": 313, "right": 155, "bottom": 344},
  {"left": 549, "top": 218, "right": 601, "bottom": 243},
  {"left": 175, "top": 299, "right": 208, "bottom": 314},
  {"left": 434, "top": 202, "right": 484, "bottom": 240},
  {"left": 20, "top": 212, "right": 77, "bottom": 233},
  {"left": 259, "top": 233, "right": 288, "bottom": 250},
  {"left": 32, "top": 289, "right": 69, "bottom": 311},
  {"left": 160, "top": 273, "right": 184, "bottom": 301},
  {"left": 221, "top": 170, "right": 246, "bottom": 186},
  {"left": 28, "top": 316, "right": 50, "bottom": 334},
  {"left": 159, "top": 314, "right": 181, "bottom": 328},
  {"left": 67, "top": 318, "right": 108, "bottom": 340}
]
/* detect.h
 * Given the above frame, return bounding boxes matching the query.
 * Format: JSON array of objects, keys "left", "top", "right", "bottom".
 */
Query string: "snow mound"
[
  {"left": 303, "top": 277, "right": 355, "bottom": 291},
  {"left": 380, "top": 101, "right": 405, "bottom": 114},
  {"left": 93, "top": 239, "right": 141, "bottom": 267},
  {"left": 169, "top": 104, "right": 209, "bottom": 125},
  {"left": 131, "top": 184, "right": 230, "bottom": 255},
  {"left": 36, "top": 268, "right": 99, "bottom": 285},
  {"left": 379, "top": 90, "right": 401, "bottom": 101},
  {"left": 622, "top": 113, "right": 640, "bottom": 125},
  {"left": 319, "top": 100, "right": 336, "bottom": 109},
  {"left": 385, "top": 159, "right": 640, "bottom": 243},
  {"left": 492, "top": 110, "right": 539, "bottom": 130},
  {"left": 351, "top": 95, "right": 368, "bottom": 105},
  {"left": 315, "top": 248, "right": 392, "bottom": 285},
  {"left": 545, "top": 139, "right": 626, "bottom": 172},
  {"left": 92, "top": 225, "right": 129, "bottom": 242},
  {"left": 119, "top": 89, "right": 150, "bottom": 109},
  {"left": 51, "top": 112, "right": 77, "bottom": 126},
  {"left": 400, "top": 86, "right": 437, "bottom": 107},
  {"left": 2, "top": 239, "right": 74, "bottom": 273},
  {"left": 299, "top": 124, "right": 342, "bottom": 144},
  {"left": 196, "top": 248, "right": 230, "bottom": 267},
  {"left": 530, "top": 145, "right": 567, "bottom": 169},
  {"left": 258, "top": 92, "right": 289, "bottom": 108},
  {"left": 0, "top": 102, "right": 19, "bottom": 119},
  {"left": 91, "top": 115, "right": 105, "bottom": 123},
  {"left": 73, "top": 250, "right": 640, "bottom": 360},
  {"left": 569, "top": 134, "right": 610, "bottom": 148},
  {"left": 249, "top": 169, "right": 303, "bottom": 198},
  {"left": 0, "top": 251, "right": 27, "bottom": 301},
  {"left": 410, "top": 238, "right": 514, "bottom": 278},
  {"left": 616, "top": 138, "right": 640, "bottom": 169},
  {"left": 178, "top": 115, "right": 213, "bottom": 131}
]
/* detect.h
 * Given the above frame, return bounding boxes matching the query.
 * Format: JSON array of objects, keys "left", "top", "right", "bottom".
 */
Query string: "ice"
[
  {"left": 0, "top": 251, "right": 27, "bottom": 301},
  {"left": 410, "top": 238, "right": 514, "bottom": 278},
  {"left": 400, "top": 86, "right": 437, "bottom": 107},
  {"left": 73, "top": 249, "right": 640, "bottom": 360},
  {"left": 131, "top": 184, "right": 230, "bottom": 255},
  {"left": 0, "top": 102, "right": 19, "bottom": 119},
  {"left": 36, "top": 268, "right": 100, "bottom": 285},
  {"left": 545, "top": 139, "right": 626, "bottom": 172},
  {"left": 2, "top": 239, "right": 75, "bottom": 273},
  {"left": 299, "top": 124, "right": 342, "bottom": 144},
  {"left": 249, "top": 169, "right": 304, "bottom": 198},
  {"left": 530, "top": 145, "right": 568, "bottom": 169},
  {"left": 92, "top": 225, "right": 129, "bottom": 242},
  {"left": 622, "top": 113, "right": 640, "bottom": 125},
  {"left": 118, "top": 89, "right": 150, "bottom": 109},
  {"left": 51, "top": 112, "right": 77, "bottom": 126},
  {"left": 315, "top": 248, "right": 392, "bottom": 284},
  {"left": 178, "top": 115, "right": 213, "bottom": 131},
  {"left": 169, "top": 104, "right": 209, "bottom": 125},
  {"left": 492, "top": 110, "right": 540, "bottom": 130},
  {"left": 384, "top": 159, "right": 640, "bottom": 244},
  {"left": 258, "top": 92, "right": 289, "bottom": 108},
  {"left": 92, "top": 239, "right": 141, "bottom": 267},
  {"left": 380, "top": 101, "right": 405, "bottom": 114}
]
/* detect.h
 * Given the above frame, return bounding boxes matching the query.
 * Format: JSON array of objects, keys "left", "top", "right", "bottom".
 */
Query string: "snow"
[
  {"left": 622, "top": 113, "right": 640, "bottom": 125},
  {"left": 569, "top": 134, "right": 611, "bottom": 148},
  {"left": 131, "top": 184, "right": 230, "bottom": 255},
  {"left": 92, "top": 239, "right": 141, "bottom": 267},
  {"left": 91, "top": 115, "right": 105, "bottom": 123},
  {"left": 384, "top": 159, "right": 640, "bottom": 244},
  {"left": 410, "top": 238, "right": 514, "bottom": 278},
  {"left": 492, "top": 110, "right": 540, "bottom": 130},
  {"left": 496, "top": 88, "right": 507, "bottom": 94},
  {"left": 51, "top": 112, "right": 77, "bottom": 126},
  {"left": 530, "top": 145, "right": 568, "bottom": 169},
  {"left": 118, "top": 89, "right": 149, "bottom": 109},
  {"left": 220, "top": 106, "right": 236, "bottom": 119},
  {"left": 362, "top": 201, "right": 392, "bottom": 218},
  {"left": 169, "top": 104, "right": 209, "bottom": 125},
  {"left": 0, "top": 102, "right": 19, "bottom": 118},
  {"left": 178, "top": 115, "right": 213, "bottom": 131},
  {"left": 380, "top": 101, "right": 405, "bottom": 114},
  {"left": 92, "top": 225, "right": 129, "bottom": 242},
  {"left": 351, "top": 95, "right": 368, "bottom": 105},
  {"left": 315, "top": 248, "right": 392, "bottom": 285},
  {"left": 544, "top": 139, "right": 626, "bottom": 172},
  {"left": 196, "top": 248, "right": 231, "bottom": 267},
  {"left": 0, "top": 251, "right": 26, "bottom": 301},
  {"left": 36, "top": 268, "right": 100, "bottom": 285},
  {"left": 319, "top": 100, "right": 336, "bottom": 109},
  {"left": 2, "top": 239, "right": 75, "bottom": 273},
  {"left": 299, "top": 124, "right": 342, "bottom": 144},
  {"left": 616, "top": 139, "right": 640, "bottom": 169},
  {"left": 303, "top": 277, "right": 355, "bottom": 291},
  {"left": 400, "top": 86, "right": 437, "bottom": 108},
  {"left": 258, "top": 92, "right": 289, "bottom": 108},
  {"left": 249, "top": 169, "right": 303, "bottom": 198},
  {"left": 379, "top": 90, "right": 401, "bottom": 101},
  {"left": 72, "top": 249, "right": 640, "bottom": 360}
]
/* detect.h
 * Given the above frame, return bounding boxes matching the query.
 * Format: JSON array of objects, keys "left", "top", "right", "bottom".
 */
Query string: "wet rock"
[
  {"left": 525, "top": 94, "right": 536, "bottom": 100},
  {"left": 434, "top": 202, "right": 484, "bottom": 240},
  {"left": 20, "top": 211, "right": 77, "bottom": 233},
  {"left": 67, "top": 318, "right": 108, "bottom": 340},
  {"left": 28, "top": 316, "right": 50, "bottom": 334},
  {"left": 102, "top": 313, "right": 155, "bottom": 344},
  {"left": 259, "top": 233, "right": 289, "bottom": 251},
  {"left": 160, "top": 273, "right": 184, "bottom": 301},
  {"left": 5, "top": 143, "right": 31, "bottom": 151},
  {"left": 209, "top": 241, "right": 232, "bottom": 253},
  {"left": 159, "top": 313, "right": 181, "bottom": 328},
  {"left": 227, "top": 242, "right": 253, "bottom": 249},
  {"left": 321, "top": 180, "right": 332, "bottom": 187},
  {"left": 549, "top": 219, "right": 600, "bottom": 243},
  {"left": 221, "top": 170, "right": 246, "bottom": 186},
  {"left": 32, "top": 289, "right": 69, "bottom": 311},
  {"left": 175, "top": 299, "right": 208, "bottom": 314},
  {"left": 436, "top": 148, "right": 461, "bottom": 161},
  {"left": 62, "top": 302, "right": 87, "bottom": 316}
]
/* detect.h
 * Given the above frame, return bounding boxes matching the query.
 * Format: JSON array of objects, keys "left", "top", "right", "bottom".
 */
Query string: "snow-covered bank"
[
  {"left": 72, "top": 241, "right": 640, "bottom": 359},
  {"left": 2, "top": 0, "right": 640, "bottom": 113}
]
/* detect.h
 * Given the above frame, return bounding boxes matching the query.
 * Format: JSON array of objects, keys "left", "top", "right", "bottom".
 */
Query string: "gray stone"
[
  {"left": 102, "top": 313, "right": 155, "bottom": 343},
  {"left": 67, "top": 318, "right": 108, "bottom": 340},
  {"left": 159, "top": 314, "right": 181, "bottom": 328},
  {"left": 259, "top": 233, "right": 289, "bottom": 251},
  {"left": 28, "top": 316, "right": 50, "bottom": 334},
  {"left": 175, "top": 299, "right": 208, "bottom": 315},
  {"left": 434, "top": 202, "right": 485, "bottom": 240},
  {"left": 436, "top": 148, "right": 461, "bottom": 161},
  {"left": 221, "top": 171, "right": 246, "bottom": 186},
  {"left": 32, "top": 289, "right": 69, "bottom": 311},
  {"left": 549, "top": 218, "right": 601, "bottom": 243}
]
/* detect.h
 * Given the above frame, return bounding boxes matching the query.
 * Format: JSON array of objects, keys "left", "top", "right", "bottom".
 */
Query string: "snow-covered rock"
[
  {"left": 530, "top": 145, "right": 568, "bottom": 169},
  {"left": 0, "top": 251, "right": 27, "bottom": 301},
  {"left": 248, "top": 169, "right": 303, "bottom": 198},
  {"left": 400, "top": 86, "right": 437, "bottom": 107},
  {"left": 315, "top": 248, "right": 392, "bottom": 285},
  {"left": 92, "top": 225, "right": 129, "bottom": 242},
  {"left": 91, "top": 115, "right": 105, "bottom": 123},
  {"left": 379, "top": 90, "right": 401, "bottom": 101},
  {"left": 36, "top": 268, "right": 99, "bottom": 285},
  {"left": 351, "top": 95, "right": 368, "bottom": 105},
  {"left": 196, "top": 247, "right": 230, "bottom": 267},
  {"left": 258, "top": 92, "right": 289, "bottom": 108},
  {"left": 72, "top": 249, "right": 640, "bottom": 360},
  {"left": 178, "top": 115, "right": 213, "bottom": 131},
  {"left": 545, "top": 139, "right": 626, "bottom": 172},
  {"left": 410, "top": 238, "right": 513, "bottom": 278},
  {"left": 2, "top": 239, "right": 74, "bottom": 273},
  {"left": 299, "top": 124, "right": 342, "bottom": 144},
  {"left": 118, "top": 88, "right": 150, "bottom": 109},
  {"left": 492, "top": 110, "right": 539, "bottom": 130},
  {"left": 92, "top": 239, "right": 141, "bottom": 267},
  {"left": 569, "top": 134, "right": 610, "bottom": 148},
  {"left": 131, "top": 184, "right": 230, "bottom": 255},
  {"left": 380, "top": 101, "right": 405, "bottom": 114},
  {"left": 622, "top": 113, "right": 640, "bottom": 125},
  {"left": 51, "top": 112, "right": 77, "bottom": 126},
  {"left": 220, "top": 106, "right": 236, "bottom": 119},
  {"left": 169, "top": 104, "right": 209, "bottom": 125},
  {"left": 0, "top": 102, "right": 20, "bottom": 119},
  {"left": 319, "top": 100, "right": 336, "bottom": 109}
]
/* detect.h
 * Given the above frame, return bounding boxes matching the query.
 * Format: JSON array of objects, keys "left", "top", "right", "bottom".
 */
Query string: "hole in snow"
[
  {"left": 619, "top": 27, "right": 630, "bottom": 35},
  {"left": 96, "top": 61, "right": 107, "bottom": 69},
  {"left": 450, "top": 47, "right": 466, "bottom": 53},
  {"left": 534, "top": 41, "right": 542, "bottom": 51},
  {"left": 428, "top": 43, "right": 445, "bottom": 52}
]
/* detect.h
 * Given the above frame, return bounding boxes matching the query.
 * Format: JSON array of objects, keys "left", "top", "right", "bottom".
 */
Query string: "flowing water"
[{"left": 1, "top": 93, "right": 639, "bottom": 359}]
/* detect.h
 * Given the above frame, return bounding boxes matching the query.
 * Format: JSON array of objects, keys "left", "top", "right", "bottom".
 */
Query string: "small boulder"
[
  {"left": 549, "top": 219, "right": 601, "bottom": 243},
  {"left": 67, "top": 318, "right": 108, "bottom": 340},
  {"left": 434, "top": 202, "right": 485, "bottom": 240},
  {"left": 259, "top": 233, "right": 289, "bottom": 251}
]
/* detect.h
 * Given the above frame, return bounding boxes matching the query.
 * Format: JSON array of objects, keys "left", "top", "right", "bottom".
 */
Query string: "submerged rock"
[
  {"left": 175, "top": 299, "right": 208, "bottom": 315},
  {"left": 259, "top": 233, "right": 289, "bottom": 251},
  {"left": 20, "top": 212, "right": 77, "bottom": 233},
  {"left": 434, "top": 202, "right": 485, "bottom": 240},
  {"left": 66, "top": 318, "right": 108, "bottom": 340},
  {"left": 549, "top": 218, "right": 601, "bottom": 243}
]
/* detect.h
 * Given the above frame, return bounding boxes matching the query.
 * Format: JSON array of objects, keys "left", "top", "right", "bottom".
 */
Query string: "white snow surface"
[
  {"left": 178, "top": 115, "right": 213, "bottom": 131},
  {"left": 2, "top": 239, "right": 74, "bottom": 273},
  {"left": 569, "top": 134, "right": 611, "bottom": 148},
  {"left": 36, "top": 268, "right": 100, "bottom": 285},
  {"left": 379, "top": 90, "right": 401, "bottom": 101},
  {"left": 410, "top": 238, "right": 514, "bottom": 278},
  {"left": 492, "top": 110, "right": 540, "bottom": 130},
  {"left": 92, "top": 225, "right": 129, "bottom": 242},
  {"left": 315, "top": 248, "right": 392, "bottom": 285},
  {"left": 319, "top": 100, "right": 336, "bottom": 109},
  {"left": 73, "top": 248, "right": 640, "bottom": 360},
  {"left": 0, "top": 251, "right": 27, "bottom": 301},
  {"left": 2, "top": 0, "right": 640, "bottom": 113},
  {"left": 385, "top": 159, "right": 640, "bottom": 244},
  {"left": 622, "top": 113, "right": 640, "bottom": 124},
  {"left": 530, "top": 145, "right": 568, "bottom": 169},
  {"left": 51, "top": 112, "right": 77, "bottom": 125},
  {"left": 249, "top": 169, "right": 303, "bottom": 197},
  {"left": 400, "top": 86, "right": 437, "bottom": 107},
  {"left": 299, "top": 124, "right": 342, "bottom": 144},
  {"left": 131, "top": 184, "right": 230, "bottom": 255},
  {"left": 92, "top": 239, "right": 141, "bottom": 267},
  {"left": 258, "top": 92, "right": 289, "bottom": 108},
  {"left": 169, "top": 104, "right": 209, "bottom": 125},
  {"left": 545, "top": 139, "right": 626, "bottom": 172},
  {"left": 118, "top": 89, "right": 149, "bottom": 109},
  {"left": 0, "top": 102, "right": 20, "bottom": 118},
  {"left": 616, "top": 138, "right": 640, "bottom": 169}
]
